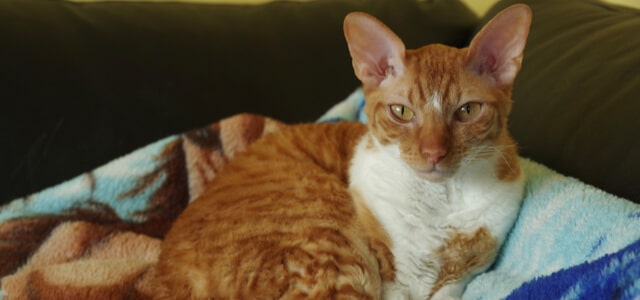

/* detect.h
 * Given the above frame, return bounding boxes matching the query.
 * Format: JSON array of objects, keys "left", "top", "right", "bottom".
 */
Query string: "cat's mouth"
[{"left": 414, "top": 166, "right": 453, "bottom": 182}]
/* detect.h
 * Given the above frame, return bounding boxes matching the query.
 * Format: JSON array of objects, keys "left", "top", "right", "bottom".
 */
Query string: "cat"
[{"left": 154, "top": 4, "right": 531, "bottom": 299}]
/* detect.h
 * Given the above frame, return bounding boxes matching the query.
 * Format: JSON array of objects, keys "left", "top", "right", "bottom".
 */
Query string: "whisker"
[
  {"left": 461, "top": 143, "right": 518, "bottom": 173},
  {"left": 493, "top": 145, "right": 515, "bottom": 174}
]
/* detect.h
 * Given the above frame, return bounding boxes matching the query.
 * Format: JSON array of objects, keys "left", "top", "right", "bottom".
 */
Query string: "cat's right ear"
[{"left": 344, "top": 12, "right": 406, "bottom": 87}]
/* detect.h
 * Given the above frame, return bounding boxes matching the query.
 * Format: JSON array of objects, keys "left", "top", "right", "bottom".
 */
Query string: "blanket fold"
[
  {"left": 1, "top": 91, "right": 639, "bottom": 299},
  {"left": 1, "top": 114, "right": 284, "bottom": 299}
]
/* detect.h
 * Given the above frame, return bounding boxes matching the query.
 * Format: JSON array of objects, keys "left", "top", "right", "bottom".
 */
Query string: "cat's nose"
[
  {"left": 422, "top": 147, "right": 447, "bottom": 165},
  {"left": 419, "top": 125, "right": 449, "bottom": 165}
]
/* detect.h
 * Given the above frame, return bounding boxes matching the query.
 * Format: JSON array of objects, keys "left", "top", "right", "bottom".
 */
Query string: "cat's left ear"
[
  {"left": 467, "top": 4, "right": 532, "bottom": 87},
  {"left": 344, "top": 12, "right": 406, "bottom": 87}
]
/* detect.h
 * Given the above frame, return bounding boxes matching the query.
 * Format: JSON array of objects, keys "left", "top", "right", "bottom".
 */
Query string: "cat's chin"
[{"left": 414, "top": 168, "right": 453, "bottom": 182}]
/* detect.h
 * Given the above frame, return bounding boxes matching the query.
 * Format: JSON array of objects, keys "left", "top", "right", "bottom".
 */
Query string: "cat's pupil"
[
  {"left": 390, "top": 104, "right": 414, "bottom": 121},
  {"left": 460, "top": 104, "right": 472, "bottom": 117},
  {"left": 455, "top": 102, "right": 482, "bottom": 122}
]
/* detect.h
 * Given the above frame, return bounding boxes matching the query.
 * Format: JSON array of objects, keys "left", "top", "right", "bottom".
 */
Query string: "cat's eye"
[
  {"left": 454, "top": 102, "right": 483, "bottom": 122},
  {"left": 389, "top": 104, "right": 415, "bottom": 122}
]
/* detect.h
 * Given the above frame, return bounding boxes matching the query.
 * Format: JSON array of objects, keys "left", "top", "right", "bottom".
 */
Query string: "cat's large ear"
[
  {"left": 344, "top": 12, "right": 406, "bottom": 87},
  {"left": 467, "top": 4, "right": 532, "bottom": 87}
]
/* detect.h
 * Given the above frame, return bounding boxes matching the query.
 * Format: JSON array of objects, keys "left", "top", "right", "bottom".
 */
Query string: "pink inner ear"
[
  {"left": 467, "top": 4, "right": 532, "bottom": 87},
  {"left": 344, "top": 12, "right": 406, "bottom": 87},
  {"left": 479, "top": 54, "right": 498, "bottom": 74}
]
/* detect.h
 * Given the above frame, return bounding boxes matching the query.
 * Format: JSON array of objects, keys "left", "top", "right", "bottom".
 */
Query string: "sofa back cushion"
[{"left": 479, "top": 0, "right": 640, "bottom": 201}]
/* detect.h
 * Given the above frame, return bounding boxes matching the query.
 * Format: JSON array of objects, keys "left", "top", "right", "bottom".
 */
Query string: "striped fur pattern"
[
  {"left": 155, "top": 123, "right": 380, "bottom": 299},
  {"left": 155, "top": 4, "right": 531, "bottom": 299}
]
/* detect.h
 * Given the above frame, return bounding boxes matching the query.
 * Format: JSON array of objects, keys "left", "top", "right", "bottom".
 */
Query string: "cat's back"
[
  {"left": 155, "top": 122, "right": 378, "bottom": 299},
  {"left": 222, "top": 121, "right": 367, "bottom": 184}
]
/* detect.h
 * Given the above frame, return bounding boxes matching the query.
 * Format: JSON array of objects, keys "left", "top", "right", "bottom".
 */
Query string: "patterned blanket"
[{"left": 1, "top": 90, "right": 639, "bottom": 299}]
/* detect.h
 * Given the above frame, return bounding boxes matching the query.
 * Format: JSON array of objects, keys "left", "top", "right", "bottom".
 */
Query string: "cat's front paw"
[
  {"left": 429, "top": 282, "right": 464, "bottom": 300},
  {"left": 432, "top": 296, "right": 461, "bottom": 300}
]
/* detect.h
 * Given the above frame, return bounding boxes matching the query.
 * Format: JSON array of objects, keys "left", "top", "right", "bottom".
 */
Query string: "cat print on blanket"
[{"left": 155, "top": 4, "right": 531, "bottom": 299}]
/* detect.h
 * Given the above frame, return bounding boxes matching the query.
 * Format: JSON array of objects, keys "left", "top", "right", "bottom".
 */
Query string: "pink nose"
[
  {"left": 422, "top": 147, "right": 447, "bottom": 165},
  {"left": 419, "top": 124, "right": 449, "bottom": 165}
]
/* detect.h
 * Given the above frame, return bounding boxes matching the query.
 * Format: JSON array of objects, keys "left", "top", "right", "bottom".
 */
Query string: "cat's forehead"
[
  {"left": 410, "top": 44, "right": 464, "bottom": 59},
  {"left": 405, "top": 44, "right": 467, "bottom": 80},
  {"left": 399, "top": 44, "right": 468, "bottom": 107}
]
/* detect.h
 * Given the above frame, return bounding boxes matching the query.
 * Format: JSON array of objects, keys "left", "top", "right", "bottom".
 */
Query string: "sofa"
[
  {"left": 2, "top": 0, "right": 638, "bottom": 204},
  {"left": 1, "top": 0, "right": 639, "bottom": 298}
]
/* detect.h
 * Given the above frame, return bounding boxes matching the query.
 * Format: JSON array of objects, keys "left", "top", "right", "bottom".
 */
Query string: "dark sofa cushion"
[
  {"left": 0, "top": 0, "right": 477, "bottom": 203},
  {"left": 479, "top": 0, "right": 640, "bottom": 201}
]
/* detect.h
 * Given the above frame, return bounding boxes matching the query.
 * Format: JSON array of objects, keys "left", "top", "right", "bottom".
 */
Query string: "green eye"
[
  {"left": 390, "top": 104, "right": 415, "bottom": 122},
  {"left": 455, "top": 102, "right": 482, "bottom": 122}
]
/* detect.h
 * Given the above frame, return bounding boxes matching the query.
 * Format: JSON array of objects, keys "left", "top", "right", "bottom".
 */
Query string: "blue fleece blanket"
[{"left": 1, "top": 89, "right": 639, "bottom": 299}]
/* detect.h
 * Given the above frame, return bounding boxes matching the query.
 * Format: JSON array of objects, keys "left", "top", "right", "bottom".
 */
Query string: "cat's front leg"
[
  {"left": 429, "top": 279, "right": 467, "bottom": 300},
  {"left": 428, "top": 226, "right": 499, "bottom": 300},
  {"left": 381, "top": 282, "right": 411, "bottom": 300}
]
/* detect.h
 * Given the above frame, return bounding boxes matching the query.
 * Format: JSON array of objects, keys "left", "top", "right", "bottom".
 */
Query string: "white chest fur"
[{"left": 348, "top": 136, "right": 525, "bottom": 300}]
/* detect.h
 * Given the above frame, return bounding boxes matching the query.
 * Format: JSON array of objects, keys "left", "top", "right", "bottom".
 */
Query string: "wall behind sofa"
[
  {"left": 69, "top": 0, "right": 640, "bottom": 16},
  {"left": 461, "top": 0, "right": 640, "bottom": 16}
]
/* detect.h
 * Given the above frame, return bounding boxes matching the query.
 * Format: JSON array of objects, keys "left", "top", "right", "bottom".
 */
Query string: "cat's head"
[{"left": 344, "top": 4, "right": 531, "bottom": 182}]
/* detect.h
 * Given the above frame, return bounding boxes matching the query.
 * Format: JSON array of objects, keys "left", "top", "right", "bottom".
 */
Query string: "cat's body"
[
  {"left": 156, "top": 122, "right": 384, "bottom": 299},
  {"left": 155, "top": 4, "right": 531, "bottom": 299}
]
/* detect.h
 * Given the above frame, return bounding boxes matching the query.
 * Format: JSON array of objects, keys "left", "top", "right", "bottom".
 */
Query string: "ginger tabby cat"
[{"left": 155, "top": 4, "right": 531, "bottom": 299}]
